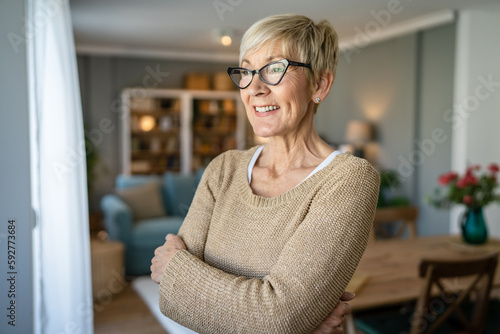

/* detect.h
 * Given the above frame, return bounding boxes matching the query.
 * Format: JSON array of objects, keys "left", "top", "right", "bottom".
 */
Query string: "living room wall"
[
  {"left": 315, "top": 23, "right": 455, "bottom": 236},
  {"left": 78, "top": 22, "right": 456, "bottom": 237}
]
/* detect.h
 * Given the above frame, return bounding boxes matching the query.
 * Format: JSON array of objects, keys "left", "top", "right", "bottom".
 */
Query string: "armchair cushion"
[
  {"left": 102, "top": 171, "right": 204, "bottom": 276},
  {"left": 131, "top": 216, "right": 184, "bottom": 248},
  {"left": 163, "top": 172, "right": 198, "bottom": 217},
  {"left": 116, "top": 181, "right": 166, "bottom": 221},
  {"left": 100, "top": 194, "right": 133, "bottom": 243}
]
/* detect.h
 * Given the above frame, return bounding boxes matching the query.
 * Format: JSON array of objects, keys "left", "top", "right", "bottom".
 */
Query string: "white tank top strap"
[{"left": 247, "top": 145, "right": 264, "bottom": 183}]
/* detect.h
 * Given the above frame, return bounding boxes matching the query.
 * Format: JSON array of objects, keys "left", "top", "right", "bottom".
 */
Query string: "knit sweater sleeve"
[
  {"left": 175, "top": 154, "right": 223, "bottom": 260},
  {"left": 159, "top": 158, "right": 379, "bottom": 334}
]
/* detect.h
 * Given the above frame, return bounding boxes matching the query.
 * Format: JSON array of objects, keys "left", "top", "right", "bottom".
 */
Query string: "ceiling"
[{"left": 70, "top": 0, "right": 499, "bottom": 61}]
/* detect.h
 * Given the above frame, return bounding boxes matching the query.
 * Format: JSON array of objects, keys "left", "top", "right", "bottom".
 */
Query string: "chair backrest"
[
  {"left": 410, "top": 252, "right": 498, "bottom": 334},
  {"left": 371, "top": 206, "right": 418, "bottom": 241}
]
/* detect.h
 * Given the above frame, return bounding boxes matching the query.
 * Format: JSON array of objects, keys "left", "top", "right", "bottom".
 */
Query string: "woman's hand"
[
  {"left": 310, "top": 292, "right": 355, "bottom": 334},
  {"left": 151, "top": 234, "right": 187, "bottom": 284}
]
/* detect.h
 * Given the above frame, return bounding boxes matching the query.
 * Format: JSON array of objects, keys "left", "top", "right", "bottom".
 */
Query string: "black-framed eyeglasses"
[{"left": 227, "top": 59, "right": 312, "bottom": 89}]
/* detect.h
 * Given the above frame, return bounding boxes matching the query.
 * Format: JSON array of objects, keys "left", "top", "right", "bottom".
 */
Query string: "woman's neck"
[{"left": 258, "top": 129, "right": 334, "bottom": 175}]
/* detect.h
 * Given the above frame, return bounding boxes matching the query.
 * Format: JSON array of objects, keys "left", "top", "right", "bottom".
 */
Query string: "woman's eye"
[{"left": 269, "top": 67, "right": 284, "bottom": 73}]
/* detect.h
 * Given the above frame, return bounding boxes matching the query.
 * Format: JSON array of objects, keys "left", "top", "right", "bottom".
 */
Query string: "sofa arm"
[{"left": 100, "top": 194, "right": 133, "bottom": 244}]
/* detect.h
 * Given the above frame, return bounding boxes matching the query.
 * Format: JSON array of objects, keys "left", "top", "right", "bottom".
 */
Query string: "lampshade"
[{"left": 345, "top": 120, "right": 372, "bottom": 145}]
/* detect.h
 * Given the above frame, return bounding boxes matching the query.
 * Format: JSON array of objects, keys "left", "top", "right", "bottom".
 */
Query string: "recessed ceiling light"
[{"left": 212, "top": 28, "right": 233, "bottom": 47}]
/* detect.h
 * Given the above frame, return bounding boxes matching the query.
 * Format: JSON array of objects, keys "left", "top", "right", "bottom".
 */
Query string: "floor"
[
  {"left": 93, "top": 280, "right": 168, "bottom": 334},
  {"left": 93, "top": 282, "right": 500, "bottom": 334}
]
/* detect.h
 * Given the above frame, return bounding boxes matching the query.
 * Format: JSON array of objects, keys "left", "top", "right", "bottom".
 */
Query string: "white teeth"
[{"left": 256, "top": 106, "right": 279, "bottom": 112}]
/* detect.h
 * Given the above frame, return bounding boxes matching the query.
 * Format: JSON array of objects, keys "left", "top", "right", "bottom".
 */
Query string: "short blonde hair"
[{"left": 240, "top": 14, "right": 339, "bottom": 86}]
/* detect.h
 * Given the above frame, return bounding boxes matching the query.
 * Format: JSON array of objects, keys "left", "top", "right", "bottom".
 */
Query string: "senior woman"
[{"left": 151, "top": 14, "right": 379, "bottom": 333}]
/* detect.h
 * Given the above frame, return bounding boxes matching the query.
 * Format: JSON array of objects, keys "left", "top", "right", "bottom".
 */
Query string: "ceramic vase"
[{"left": 461, "top": 207, "right": 488, "bottom": 245}]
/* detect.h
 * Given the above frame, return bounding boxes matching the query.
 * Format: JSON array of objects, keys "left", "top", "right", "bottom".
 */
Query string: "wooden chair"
[
  {"left": 371, "top": 206, "right": 418, "bottom": 241},
  {"left": 410, "top": 252, "right": 498, "bottom": 334},
  {"left": 354, "top": 252, "right": 499, "bottom": 334}
]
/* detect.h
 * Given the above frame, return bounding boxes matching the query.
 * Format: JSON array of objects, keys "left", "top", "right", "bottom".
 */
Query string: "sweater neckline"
[{"left": 237, "top": 146, "right": 349, "bottom": 207}]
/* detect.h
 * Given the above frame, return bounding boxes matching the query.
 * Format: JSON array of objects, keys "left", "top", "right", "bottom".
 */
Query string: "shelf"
[
  {"left": 132, "top": 151, "right": 180, "bottom": 158},
  {"left": 131, "top": 130, "right": 180, "bottom": 137},
  {"left": 193, "top": 128, "right": 236, "bottom": 136},
  {"left": 131, "top": 109, "right": 180, "bottom": 117},
  {"left": 195, "top": 113, "right": 237, "bottom": 117},
  {"left": 194, "top": 149, "right": 225, "bottom": 157},
  {"left": 122, "top": 88, "right": 251, "bottom": 175},
  {"left": 131, "top": 167, "right": 180, "bottom": 175}
]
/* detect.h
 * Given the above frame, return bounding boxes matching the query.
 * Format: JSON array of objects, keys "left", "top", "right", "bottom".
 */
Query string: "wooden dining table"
[
  {"left": 348, "top": 235, "right": 500, "bottom": 311},
  {"left": 343, "top": 235, "right": 500, "bottom": 333}
]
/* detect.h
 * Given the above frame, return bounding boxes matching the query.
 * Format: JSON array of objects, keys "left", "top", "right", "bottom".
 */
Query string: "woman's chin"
[{"left": 253, "top": 129, "right": 274, "bottom": 139}]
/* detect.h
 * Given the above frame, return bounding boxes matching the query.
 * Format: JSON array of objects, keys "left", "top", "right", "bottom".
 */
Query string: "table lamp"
[{"left": 345, "top": 120, "right": 372, "bottom": 158}]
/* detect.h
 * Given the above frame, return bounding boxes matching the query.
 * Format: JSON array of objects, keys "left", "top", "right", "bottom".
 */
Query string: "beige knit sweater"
[{"left": 159, "top": 147, "right": 379, "bottom": 334}]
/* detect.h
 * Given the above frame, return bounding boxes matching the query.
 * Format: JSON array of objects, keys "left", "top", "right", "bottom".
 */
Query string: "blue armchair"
[{"left": 101, "top": 171, "right": 203, "bottom": 276}]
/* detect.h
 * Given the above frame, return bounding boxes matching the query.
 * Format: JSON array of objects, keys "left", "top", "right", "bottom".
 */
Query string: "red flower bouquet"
[{"left": 428, "top": 163, "right": 500, "bottom": 209}]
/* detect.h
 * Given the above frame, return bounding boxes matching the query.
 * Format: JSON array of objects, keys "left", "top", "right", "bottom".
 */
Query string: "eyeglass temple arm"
[{"left": 287, "top": 60, "right": 311, "bottom": 68}]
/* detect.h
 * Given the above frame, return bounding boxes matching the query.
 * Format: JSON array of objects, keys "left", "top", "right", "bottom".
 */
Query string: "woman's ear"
[{"left": 312, "top": 71, "right": 334, "bottom": 104}]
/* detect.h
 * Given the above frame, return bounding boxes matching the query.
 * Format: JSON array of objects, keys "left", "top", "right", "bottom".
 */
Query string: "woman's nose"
[{"left": 246, "top": 74, "right": 269, "bottom": 96}]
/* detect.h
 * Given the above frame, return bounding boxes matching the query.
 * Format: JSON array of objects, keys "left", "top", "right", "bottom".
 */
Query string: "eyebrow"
[{"left": 241, "top": 55, "right": 285, "bottom": 67}]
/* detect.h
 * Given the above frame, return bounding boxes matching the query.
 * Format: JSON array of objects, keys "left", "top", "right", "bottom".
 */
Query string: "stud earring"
[{"left": 315, "top": 97, "right": 321, "bottom": 103}]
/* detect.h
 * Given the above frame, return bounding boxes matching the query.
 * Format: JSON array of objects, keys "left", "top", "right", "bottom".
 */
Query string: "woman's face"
[{"left": 239, "top": 45, "right": 315, "bottom": 140}]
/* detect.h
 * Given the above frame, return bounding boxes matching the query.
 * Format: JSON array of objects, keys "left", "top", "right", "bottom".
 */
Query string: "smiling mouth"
[{"left": 255, "top": 106, "right": 280, "bottom": 113}]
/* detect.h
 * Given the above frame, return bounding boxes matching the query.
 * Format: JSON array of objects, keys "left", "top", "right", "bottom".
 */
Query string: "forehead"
[{"left": 241, "top": 39, "right": 297, "bottom": 67}]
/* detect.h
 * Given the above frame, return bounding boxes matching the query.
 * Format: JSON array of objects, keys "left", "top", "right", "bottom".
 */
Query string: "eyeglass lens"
[{"left": 230, "top": 61, "right": 287, "bottom": 88}]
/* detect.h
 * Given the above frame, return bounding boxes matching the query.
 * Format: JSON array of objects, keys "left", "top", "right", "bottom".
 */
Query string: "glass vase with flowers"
[{"left": 428, "top": 163, "right": 500, "bottom": 244}]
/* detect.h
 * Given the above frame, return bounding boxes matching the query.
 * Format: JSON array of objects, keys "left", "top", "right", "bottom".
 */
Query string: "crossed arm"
[{"left": 151, "top": 233, "right": 354, "bottom": 334}]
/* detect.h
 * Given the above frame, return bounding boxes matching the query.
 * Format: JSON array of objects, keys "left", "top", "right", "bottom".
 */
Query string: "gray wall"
[
  {"left": 415, "top": 24, "right": 455, "bottom": 236},
  {"left": 317, "top": 33, "right": 418, "bottom": 201},
  {"left": 315, "top": 23, "right": 455, "bottom": 236},
  {"left": 77, "top": 55, "right": 237, "bottom": 210},
  {"left": 0, "top": 1, "right": 34, "bottom": 333}
]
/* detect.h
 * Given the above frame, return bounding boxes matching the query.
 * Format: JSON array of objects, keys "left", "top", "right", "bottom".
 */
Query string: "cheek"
[
  {"left": 281, "top": 76, "right": 312, "bottom": 105},
  {"left": 240, "top": 92, "right": 252, "bottom": 111},
  {"left": 240, "top": 90, "right": 247, "bottom": 103}
]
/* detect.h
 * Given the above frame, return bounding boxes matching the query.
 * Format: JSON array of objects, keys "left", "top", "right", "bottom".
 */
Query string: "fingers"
[
  {"left": 154, "top": 246, "right": 163, "bottom": 256},
  {"left": 151, "top": 234, "right": 186, "bottom": 284},
  {"left": 339, "top": 291, "right": 355, "bottom": 301},
  {"left": 165, "top": 233, "right": 181, "bottom": 242},
  {"left": 310, "top": 293, "right": 353, "bottom": 334},
  {"left": 341, "top": 302, "right": 351, "bottom": 316},
  {"left": 164, "top": 234, "right": 187, "bottom": 250},
  {"left": 150, "top": 261, "right": 162, "bottom": 284},
  {"left": 331, "top": 301, "right": 351, "bottom": 317}
]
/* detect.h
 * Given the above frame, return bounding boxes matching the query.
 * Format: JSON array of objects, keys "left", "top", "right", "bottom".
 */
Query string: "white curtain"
[{"left": 29, "top": 0, "right": 93, "bottom": 333}]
